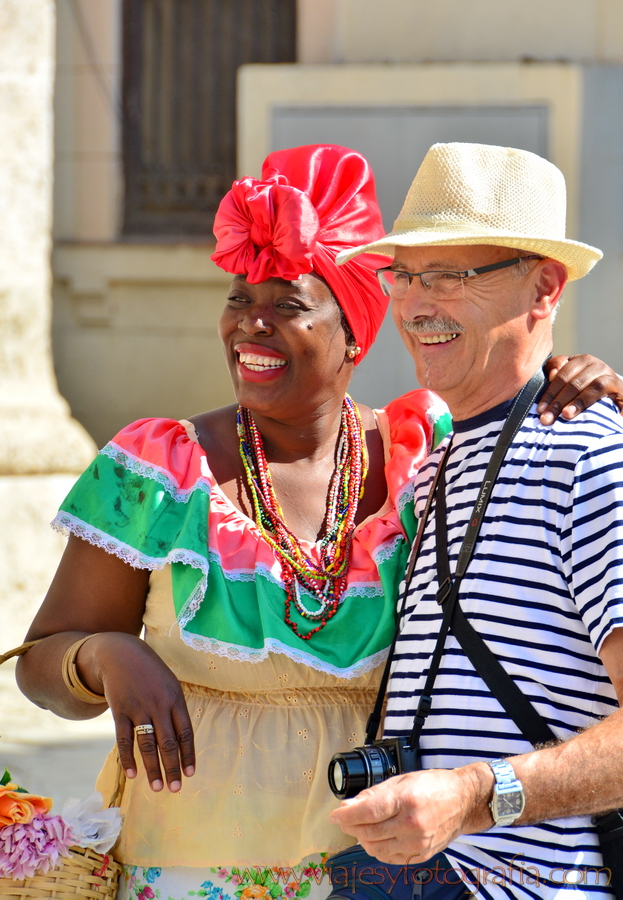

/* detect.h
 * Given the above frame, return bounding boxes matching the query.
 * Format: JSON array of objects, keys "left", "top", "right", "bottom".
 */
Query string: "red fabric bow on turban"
[{"left": 211, "top": 144, "right": 389, "bottom": 364}]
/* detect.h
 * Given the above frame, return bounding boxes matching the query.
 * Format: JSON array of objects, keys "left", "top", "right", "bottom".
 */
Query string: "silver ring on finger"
[{"left": 134, "top": 724, "right": 155, "bottom": 735}]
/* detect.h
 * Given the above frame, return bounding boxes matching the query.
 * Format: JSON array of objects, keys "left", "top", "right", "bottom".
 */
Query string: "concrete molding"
[
  {"left": 53, "top": 241, "right": 232, "bottom": 286},
  {"left": 54, "top": 242, "right": 233, "bottom": 329}
]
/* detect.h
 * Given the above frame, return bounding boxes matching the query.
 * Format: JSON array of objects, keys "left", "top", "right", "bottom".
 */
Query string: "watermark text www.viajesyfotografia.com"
[{"left": 233, "top": 856, "right": 612, "bottom": 891}]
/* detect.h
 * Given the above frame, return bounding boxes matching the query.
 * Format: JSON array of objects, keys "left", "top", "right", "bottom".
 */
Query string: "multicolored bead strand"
[{"left": 237, "top": 395, "right": 368, "bottom": 640}]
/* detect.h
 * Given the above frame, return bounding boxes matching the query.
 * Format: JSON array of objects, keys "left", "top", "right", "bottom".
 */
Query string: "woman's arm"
[
  {"left": 540, "top": 354, "right": 623, "bottom": 424},
  {"left": 16, "top": 535, "right": 195, "bottom": 793}
]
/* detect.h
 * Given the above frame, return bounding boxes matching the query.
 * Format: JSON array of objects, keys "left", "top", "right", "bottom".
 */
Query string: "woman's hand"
[
  {"left": 79, "top": 632, "right": 195, "bottom": 793},
  {"left": 17, "top": 536, "right": 195, "bottom": 793},
  {"left": 539, "top": 355, "right": 623, "bottom": 425}
]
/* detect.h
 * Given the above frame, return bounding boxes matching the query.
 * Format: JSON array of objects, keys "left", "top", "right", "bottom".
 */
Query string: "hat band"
[{"left": 391, "top": 219, "right": 566, "bottom": 240}]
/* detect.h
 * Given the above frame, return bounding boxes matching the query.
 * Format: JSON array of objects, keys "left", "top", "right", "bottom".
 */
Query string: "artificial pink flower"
[{"left": 0, "top": 814, "right": 74, "bottom": 880}]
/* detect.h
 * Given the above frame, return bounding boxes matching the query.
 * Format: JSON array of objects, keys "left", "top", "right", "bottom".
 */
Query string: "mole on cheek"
[{"left": 307, "top": 324, "right": 313, "bottom": 330}]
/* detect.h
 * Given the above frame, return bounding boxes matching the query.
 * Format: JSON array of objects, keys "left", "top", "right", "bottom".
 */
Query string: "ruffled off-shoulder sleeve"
[
  {"left": 379, "top": 389, "right": 452, "bottom": 540},
  {"left": 52, "top": 418, "right": 212, "bottom": 623}
]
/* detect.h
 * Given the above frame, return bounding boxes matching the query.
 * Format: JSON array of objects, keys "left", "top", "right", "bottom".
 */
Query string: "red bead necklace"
[{"left": 237, "top": 396, "right": 368, "bottom": 640}]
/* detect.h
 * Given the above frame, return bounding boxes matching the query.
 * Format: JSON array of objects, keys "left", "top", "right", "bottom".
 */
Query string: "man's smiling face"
[{"left": 390, "top": 245, "right": 545, "bottom": 418}]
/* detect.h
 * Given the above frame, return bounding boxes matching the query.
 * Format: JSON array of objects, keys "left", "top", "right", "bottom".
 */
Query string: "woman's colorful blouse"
[{"left": 52, "top": 391, "right": 450, "bottom": 867}]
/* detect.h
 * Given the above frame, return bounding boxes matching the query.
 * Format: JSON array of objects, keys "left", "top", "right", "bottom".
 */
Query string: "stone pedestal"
[
  {"left": 0, "top": 0, "right": 98, "bottom": 771},
  {"left": 0, "top": 0, "right": 95, "bottom": 478},
  {"left": 0, "top": 476, "right": 80, "bottom": 650}
]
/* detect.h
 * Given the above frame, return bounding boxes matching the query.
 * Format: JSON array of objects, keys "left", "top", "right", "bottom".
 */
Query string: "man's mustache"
[{"left": 402, "top": 315, "right": 465, "bottom": 334}]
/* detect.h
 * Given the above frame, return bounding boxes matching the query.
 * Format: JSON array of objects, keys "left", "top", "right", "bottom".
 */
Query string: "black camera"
[{"left": 328, "top": 737, "right": 420, "bottom": 800}]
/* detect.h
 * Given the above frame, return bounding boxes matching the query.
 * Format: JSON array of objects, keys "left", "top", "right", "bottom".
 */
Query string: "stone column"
[{"left": 0, "top": 0, "right": 96, "bottom": 650}]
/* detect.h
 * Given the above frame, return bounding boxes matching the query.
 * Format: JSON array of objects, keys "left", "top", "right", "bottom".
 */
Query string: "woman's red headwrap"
[{"left": 211, "top": 144, "right": 389, "bottom": 364}]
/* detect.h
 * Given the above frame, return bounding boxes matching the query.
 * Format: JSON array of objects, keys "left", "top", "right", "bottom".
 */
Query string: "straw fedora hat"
[{"left": 337, "top": 142, "right": 602, "bottom": 281}]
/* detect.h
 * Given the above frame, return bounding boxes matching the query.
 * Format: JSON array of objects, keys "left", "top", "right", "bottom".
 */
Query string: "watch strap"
[{"left": 487, "top": 758, "right": 525, "bottom": 826}]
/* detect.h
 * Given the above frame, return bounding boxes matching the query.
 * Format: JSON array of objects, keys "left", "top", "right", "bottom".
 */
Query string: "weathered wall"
[
  {"left": 50, "top": 0, "right": 623, "bottom": 437},
  {"left": 298, "top": 0, "right": 623, "bottom": 64},
  {"left": 576, "top": 66, "right": 623, "bottom": 366},
  {"left": 51, "top": 0, "right": 236, "bottom": 444},
  {"left": 52, "top": 244, "right": 234, "bottom": 448}
]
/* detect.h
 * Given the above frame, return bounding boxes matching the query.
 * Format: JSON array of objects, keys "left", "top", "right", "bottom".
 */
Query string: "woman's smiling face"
[{"left": 218, "top": 273, "right": 354, "bottom": 420}]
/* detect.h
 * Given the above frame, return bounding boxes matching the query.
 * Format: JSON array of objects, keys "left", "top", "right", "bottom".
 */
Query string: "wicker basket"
[
  {"left": 0, "top": 846, "right": 122, "bottom": 899},
  {"left": 0, "top": 642, "right": 124, "bottom": 899}
]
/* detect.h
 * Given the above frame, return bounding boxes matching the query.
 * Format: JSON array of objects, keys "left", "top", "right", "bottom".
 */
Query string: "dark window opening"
[{"left": 122, "top": 0, "right": 296, "bottom": 237}]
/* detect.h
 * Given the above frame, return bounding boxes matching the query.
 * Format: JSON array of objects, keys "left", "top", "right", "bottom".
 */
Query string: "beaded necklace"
[{"left": 237, "top": 396, "right": 368, "bottom": 640}]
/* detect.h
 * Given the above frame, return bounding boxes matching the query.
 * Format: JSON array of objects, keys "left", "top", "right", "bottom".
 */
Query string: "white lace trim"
[
  {"left": 53, "top": 514, "right": 382, "bottom": 597},
  {"left": 99, "top": 443, "right": 211, "bottom": 503},
  {"left": 54, "top": 515, "right": 387, "bottom": 656},
  {"left": 426, "top": 403, "right": 453, "bottom": 452},
  {"left": 396, "top": 479, "right": 415, "bottom": 516},
  {"left": 51, "top": 513, "right": 210, "bottom": 575},
  {"left": 178, "top": 630, "right": 390, "bottom": 678},
  {"left": 205, "top": 549, "right": 385, "bottom": 600},
  {"left": 426, "top": 396, "right": 451, "bottom": 426},
  {"left": 176, "top": 574, "right": 209, "bottom": 628},
  {"left": 372, "top": 534, "right": 404, "bottom": 566},
  {"left": 207, "top": 550, "right": 265, "bottom": 583},
  {"left": 343, "top": 582, "right": 384, "bottom": 599}
]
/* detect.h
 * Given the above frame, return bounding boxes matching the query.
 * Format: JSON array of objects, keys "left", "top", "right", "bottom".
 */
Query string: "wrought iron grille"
[{"left": 122, "top": 0, "right": 296, "bottom": 236}]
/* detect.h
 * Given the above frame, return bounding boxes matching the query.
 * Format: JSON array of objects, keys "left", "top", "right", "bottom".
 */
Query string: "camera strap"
[
  {"left": 364, "top": 440, "right": 451, "bottom": 744},
  {"left": 407, "top": 366, "right": 548, "bottom": 751},
  {"left": 365, "top": 367, "right": 545, "bottom": 746},
  {"left": 431, "top": 440, "right": 556, "bottom": 747}
]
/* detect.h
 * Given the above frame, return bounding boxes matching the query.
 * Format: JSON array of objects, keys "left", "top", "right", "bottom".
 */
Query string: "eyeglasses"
[{"left": 376, "top": 255, "right": 542, "bottom": 300}]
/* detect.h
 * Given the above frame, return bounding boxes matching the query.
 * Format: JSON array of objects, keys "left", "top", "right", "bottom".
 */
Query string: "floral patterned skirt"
[{"left": 117, "top": 855, "right": 330, "bottom": 900}]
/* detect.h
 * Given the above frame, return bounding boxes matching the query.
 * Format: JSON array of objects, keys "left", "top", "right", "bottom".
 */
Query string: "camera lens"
[
  {"left": 328, "top": 752, "right": 368, "bottom": 799},
  {"left": 328, "top": 758, "right": 347, "bottom": 795},
  {"left": 328, "top": 747, "right": 391, "bottom": 800}
]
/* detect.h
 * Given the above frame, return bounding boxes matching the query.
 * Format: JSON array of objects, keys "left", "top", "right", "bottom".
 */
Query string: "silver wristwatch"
[{"left": 487, "top": 758, "right": 525, "bottom": 827}]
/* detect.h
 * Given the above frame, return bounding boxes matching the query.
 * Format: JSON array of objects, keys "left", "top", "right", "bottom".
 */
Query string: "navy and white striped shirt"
[{"left": 385, "top": 396, "right": 623, "bottom": 899}]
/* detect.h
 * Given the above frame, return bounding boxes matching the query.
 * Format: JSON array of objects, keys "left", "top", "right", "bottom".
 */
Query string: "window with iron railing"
[{"left": 122, "top": 0, "right": 296, "bottom": 236}]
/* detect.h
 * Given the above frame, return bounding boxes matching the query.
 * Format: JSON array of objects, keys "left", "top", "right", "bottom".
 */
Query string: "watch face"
[{"left": 496, "top": 791, "right": 524, "bottom": 818}]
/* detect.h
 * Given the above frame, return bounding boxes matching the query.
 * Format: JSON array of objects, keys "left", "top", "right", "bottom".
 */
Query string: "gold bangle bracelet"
[{"left": 61, "top": 634, "right": 107, "bottom": 705}]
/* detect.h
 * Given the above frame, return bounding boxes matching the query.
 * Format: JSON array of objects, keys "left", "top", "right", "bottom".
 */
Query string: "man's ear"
[{"left": 530, "top": 260, "right": 568, "bottom": 321}]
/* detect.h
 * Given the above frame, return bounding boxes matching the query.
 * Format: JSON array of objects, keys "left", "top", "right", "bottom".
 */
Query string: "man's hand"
[
  {"left": 328, "top": 631, "right": 623, "bottom": 864},
  {"left": 328, "top": 764, "right": 494, "bottom": 864}
]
